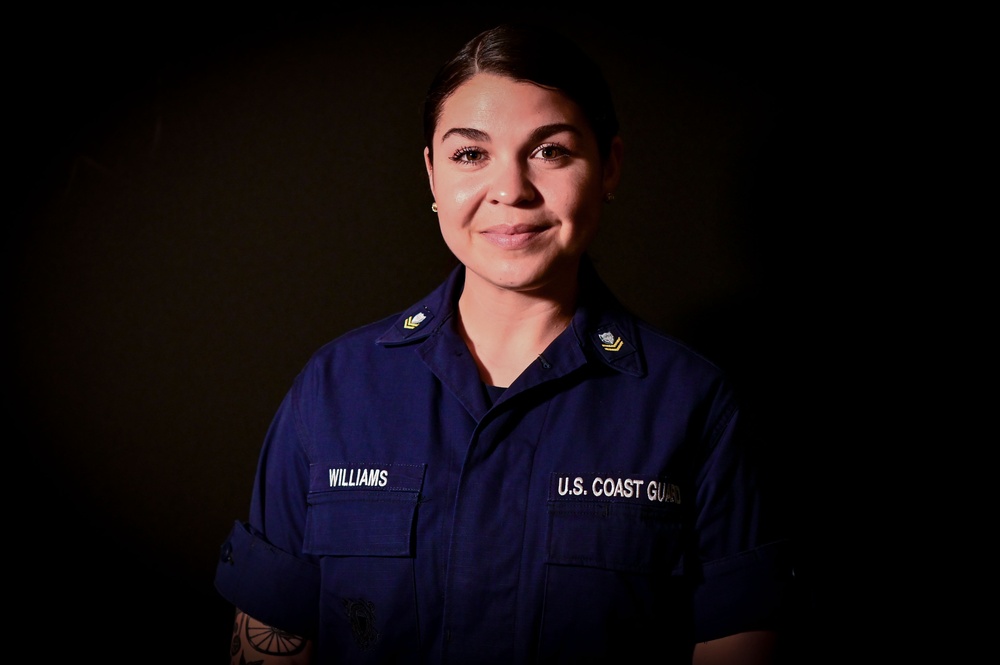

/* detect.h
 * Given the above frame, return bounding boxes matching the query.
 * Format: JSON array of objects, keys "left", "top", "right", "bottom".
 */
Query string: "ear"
[
  {"left": 424, "top": 147, "right": 436, "bottom": 199},
  {"left": 602, "top": 136, "right": 624, "bottom": 195}
]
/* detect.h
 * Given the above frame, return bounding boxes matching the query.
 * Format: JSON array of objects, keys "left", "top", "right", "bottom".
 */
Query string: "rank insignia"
[
  {"left": 591, "top": 325, "right": 637, "bottom": 365},
  {"left": 403, "top": 312, "right": 426, "bottom": 329},
  {"left": 395, "top": 307, "right": 434, "bottom": 337},
  {"left": 598, "top": 331, "right": 623, "bottom": 351}
]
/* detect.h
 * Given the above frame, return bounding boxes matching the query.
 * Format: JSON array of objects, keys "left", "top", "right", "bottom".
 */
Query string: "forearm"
[
  {"left": 693, "top": 630, "right": 778, "bottom": 665},
  {"left": 228, "top": 609, "right": 314, "bottom": 665}
]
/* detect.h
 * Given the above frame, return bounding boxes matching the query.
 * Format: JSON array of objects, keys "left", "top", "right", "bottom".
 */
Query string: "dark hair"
[{"left": 422, "top": 23, "right": 620, "bottom": 162}]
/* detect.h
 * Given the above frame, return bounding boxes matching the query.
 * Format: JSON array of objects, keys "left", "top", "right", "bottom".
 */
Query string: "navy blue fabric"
[
  {"left": 692, "top": 539, "right": 795, "bottom": 641},
  {"left": 214, "top": 260, "right": 793, "bottom": 663},
  {"left": 214, "top": 520, "right": 320, "bottom": 638}
]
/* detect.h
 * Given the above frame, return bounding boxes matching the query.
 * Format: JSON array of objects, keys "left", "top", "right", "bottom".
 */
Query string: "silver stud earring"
[{"left": 431, "top": 202, "right": 438, "bottom": 213}]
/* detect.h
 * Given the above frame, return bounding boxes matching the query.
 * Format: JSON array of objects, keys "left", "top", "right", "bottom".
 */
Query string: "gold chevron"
[{"left": 601, "top": 337, "right": 623, "bottom": 352}]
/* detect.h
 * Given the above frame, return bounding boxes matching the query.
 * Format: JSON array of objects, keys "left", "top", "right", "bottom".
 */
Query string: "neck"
[{"left": 456, "top": 270, "right": 578, "bottom": 388}]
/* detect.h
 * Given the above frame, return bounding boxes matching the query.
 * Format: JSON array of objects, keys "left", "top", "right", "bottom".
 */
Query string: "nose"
[{"left": 489, "top": 159, "right": 535, "bottom": 205}]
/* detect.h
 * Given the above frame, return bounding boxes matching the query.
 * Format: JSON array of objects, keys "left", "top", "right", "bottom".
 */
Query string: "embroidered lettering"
[
  {"left": 552, "top": 473, "right": 681, "bottom": 504},
  {"left": 328, "top": 467, "right": 389, "bottom": 488},
  {"left": 592, "top": 476, "right": 646, "bottom": 498},
  {"left": 557, "top": 476, "right": 586, "bottom": 496},
  {"left": 646, "top": 480, "right": 681, "bottom": 504}
]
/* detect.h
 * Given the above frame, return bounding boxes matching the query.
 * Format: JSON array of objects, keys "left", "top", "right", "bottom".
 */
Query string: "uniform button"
[{"left": 219, "top": 541, "right": 233, "bottom": 564}]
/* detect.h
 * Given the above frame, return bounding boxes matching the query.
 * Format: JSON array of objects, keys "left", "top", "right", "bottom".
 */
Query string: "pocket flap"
[
  {"left": 547, "top": 472, "right": 685, "bottom": 573},
  {"left": 304, "top": 462, "right": 425, "bottom": 556}
]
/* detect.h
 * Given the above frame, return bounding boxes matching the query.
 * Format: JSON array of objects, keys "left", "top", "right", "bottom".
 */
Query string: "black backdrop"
[{"left": 12, "top": 8, "right": 867, "bottom": 663}]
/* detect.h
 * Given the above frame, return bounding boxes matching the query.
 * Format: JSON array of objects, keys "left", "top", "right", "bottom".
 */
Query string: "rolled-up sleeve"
[
  {"left": 691, "top": 393, "right": 797, "bottom": 641},
  {"left": 692, "top": 538, "right": 796, "bottom": 641},
  {"left": 214, "top": 520, "right": 320, "bottom": 638}
]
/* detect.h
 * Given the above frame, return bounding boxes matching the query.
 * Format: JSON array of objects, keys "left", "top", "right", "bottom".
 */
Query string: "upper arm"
[{"left": 229, "top": 608, "right": 315, "bottom": 665}]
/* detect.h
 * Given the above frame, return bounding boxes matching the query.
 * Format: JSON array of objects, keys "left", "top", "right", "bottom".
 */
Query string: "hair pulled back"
[{"left": 423, "top": 23, "right": 620, "bottom": 162}]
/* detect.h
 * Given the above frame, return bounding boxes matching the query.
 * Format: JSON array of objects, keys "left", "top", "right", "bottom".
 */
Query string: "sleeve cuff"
[
  {"left": 214, "top": 520, "right": 320, "bottom": 638},
  {"left": 693, "top": 539, "right": 797, "bottom": 642}
]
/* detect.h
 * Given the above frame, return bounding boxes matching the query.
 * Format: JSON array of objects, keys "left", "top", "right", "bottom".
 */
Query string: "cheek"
[
  {"left": 553, "top": 171, "right": 603, "bottom": 216},
  {"left": 453, "top": 187, "right": 478, "bottom": 208},
  {"left": 436, "top": 215, "right": 470, "bottom": 262},
  {"left": 437, "top": 173, "right": 484, "bottom": 209},
  {"left": 562, "top": 182, "right": 605, "bottom": 245},
  {"left": 436, "top": 211, "right": 465, "bottom": 248}
]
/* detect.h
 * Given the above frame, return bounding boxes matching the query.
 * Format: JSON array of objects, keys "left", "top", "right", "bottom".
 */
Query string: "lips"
[
  {"left": 482, "top": 224, "right": 547, "bottom": 235},
  {"left": 480, "top": 224, "right": 550, "bottom": 249}
]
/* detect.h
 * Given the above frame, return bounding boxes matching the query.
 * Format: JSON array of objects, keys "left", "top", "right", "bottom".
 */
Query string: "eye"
[
  {"left": 450, "top": 147, "right": 487, "bottom": 163},
  {"left": 532, "top": 143, "right": 570, "bottom": 161}
]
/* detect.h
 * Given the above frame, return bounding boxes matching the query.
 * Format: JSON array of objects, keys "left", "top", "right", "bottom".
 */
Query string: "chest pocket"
[
  {"left": 546, "top": 473, "right": 687, "bottom": 572},
  {"left": 539, "top": 474, "right": 694, "bottom": 661},
  {"left": 303, "top": 462, "right": 426, "bottom": 557}
]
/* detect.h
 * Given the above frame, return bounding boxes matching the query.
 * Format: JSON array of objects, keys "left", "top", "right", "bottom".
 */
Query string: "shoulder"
[
  {"left": 634, "top": 319, "right": 728, "bottom": 381},
  {"left": 582, "top": 292, "right": 731, "bottom": 394},
  {"left": 312, "top": 313, "right": 401, "bottom": 358},
  {"left": 294, "top": 311, "right": 407, "bottom": 383},
  {"left": 577, "top": 260, "right": 730, "bottom": 390},
  {"left": 628, "top": 318, "right": 739, "bottom": 420}
]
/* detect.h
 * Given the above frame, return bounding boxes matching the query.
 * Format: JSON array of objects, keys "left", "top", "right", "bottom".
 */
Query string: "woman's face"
[{"left": 425, "top": 73, "right": 621, "bottom": 296}]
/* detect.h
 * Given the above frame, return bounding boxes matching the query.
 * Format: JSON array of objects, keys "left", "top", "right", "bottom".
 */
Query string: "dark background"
[{"left": 11, "top": 8, "right": 879, "bottom": 663}]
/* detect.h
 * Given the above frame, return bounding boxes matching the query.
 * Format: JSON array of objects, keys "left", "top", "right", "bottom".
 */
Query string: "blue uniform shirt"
[{"left": 216, "top": 260, "right": 793, "bottom": 663}]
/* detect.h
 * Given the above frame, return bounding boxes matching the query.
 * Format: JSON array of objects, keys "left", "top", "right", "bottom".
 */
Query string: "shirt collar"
[
  {"left": 375, "top": 258, "right": 646, "bottom": 377},
  {"left": 374, "top": 263, "right": 465, "bottom": 346}
]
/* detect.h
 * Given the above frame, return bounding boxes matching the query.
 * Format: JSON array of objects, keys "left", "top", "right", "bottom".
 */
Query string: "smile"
[{"left": 480, "top": 224, "right": 550, "bottom": 249}]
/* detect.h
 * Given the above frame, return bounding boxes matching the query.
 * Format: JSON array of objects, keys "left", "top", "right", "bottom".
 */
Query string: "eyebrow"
[
  {"left": 439, "top": 123, "right": 583, "bottom": 145},
  {"left": 440, "top": 127, "right": 490, "bottom": 143}
]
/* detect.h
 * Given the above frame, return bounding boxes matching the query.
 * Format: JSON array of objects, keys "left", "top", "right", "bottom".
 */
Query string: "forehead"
[{"left": 436, "top": 73, "right": 586, "bottom": 140}]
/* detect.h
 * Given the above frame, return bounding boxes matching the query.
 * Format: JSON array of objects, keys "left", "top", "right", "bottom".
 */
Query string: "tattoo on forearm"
[{"left": 231, "top": 609, "right": 307, "bottom": 662}]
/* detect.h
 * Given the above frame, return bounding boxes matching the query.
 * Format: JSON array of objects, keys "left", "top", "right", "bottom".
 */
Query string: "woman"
[{"left": 215, "top": 22, "right": 794, "bottom": 664}]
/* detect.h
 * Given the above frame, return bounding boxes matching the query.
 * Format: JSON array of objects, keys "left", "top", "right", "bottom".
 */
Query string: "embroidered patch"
[
  {"left": 549, "top": 472, "right": 681, "bottom": 505},
  {"left": 590, "top": 325, "right": 637, "bottom": 362},
  {"left": 344, "top": 598, "right": 380, "bottom": 650},
  {"left": 396, "top": 306, "right": 434, "bottom": 337},
  {"left": 598, "top": 330, "right": 623, "bottom": 351},
  {"left": 403, "top": 312, "right": 426, "bottom": 329},
  {"left": 308, "top": 462, "right": 426, "bottom": 494}
]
